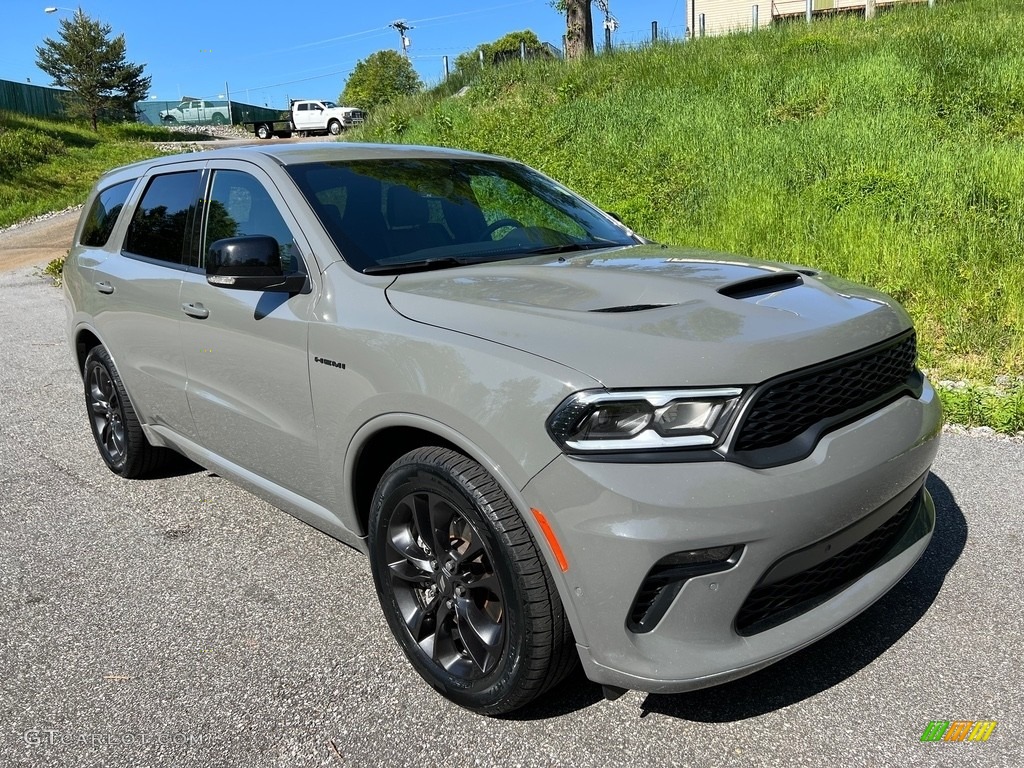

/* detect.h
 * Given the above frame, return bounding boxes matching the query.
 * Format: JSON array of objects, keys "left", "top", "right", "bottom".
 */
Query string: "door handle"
[
  {"left": 95, "top": 281, "right": 114, "bottom": 294},
  {"left": 181, "top": 301, "right": 209, "bottom": 319}
]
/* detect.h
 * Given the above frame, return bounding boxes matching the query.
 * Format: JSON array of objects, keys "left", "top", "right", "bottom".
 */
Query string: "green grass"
[
  {"left": 0, "top": 112, "right": 206, "bottom": 228},
  {"left": 938, "top": 381, "right": 1024, "bottom": 434},
  {"left": 351, "top": 0, "right": 1024, "bottom": 409}
]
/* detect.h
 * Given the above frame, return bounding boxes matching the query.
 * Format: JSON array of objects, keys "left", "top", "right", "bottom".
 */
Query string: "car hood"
[{"left": 384, "top": 245, "right": 913, "bottom": 387}]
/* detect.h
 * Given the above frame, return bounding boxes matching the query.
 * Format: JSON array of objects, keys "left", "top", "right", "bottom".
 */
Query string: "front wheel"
[
  {"left": 83, "top": 345, "right": 165, "bottom": 478},
  {"left": 328, "top": 119, "right": 342, "bottom": 135},
  {"left": 368, "top": 447, "right": 576, "bottom": 714}
]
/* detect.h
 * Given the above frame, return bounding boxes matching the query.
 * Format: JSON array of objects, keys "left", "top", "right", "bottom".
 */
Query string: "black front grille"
[
  {"left": 734, "top": 332, "right": 918, "bottom": 454},
  {"left": 734, "top": 491, "right": 920, "bottom": 636}
]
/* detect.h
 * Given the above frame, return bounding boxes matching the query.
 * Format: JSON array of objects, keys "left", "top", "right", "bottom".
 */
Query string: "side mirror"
[{"left": 206, "top": 236, "right": 306, "bottom": 294}]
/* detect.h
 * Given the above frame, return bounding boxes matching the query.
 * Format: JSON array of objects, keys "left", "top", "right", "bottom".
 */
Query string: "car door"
[
  {"left": 292, "top": 102, "right": 315, "bottom": 132},
  {"left": 89, "top": 162, "right": 206, "bottom": 439},
  {"left": 178, "top": 162, "right": 321, "bottom": 496}
]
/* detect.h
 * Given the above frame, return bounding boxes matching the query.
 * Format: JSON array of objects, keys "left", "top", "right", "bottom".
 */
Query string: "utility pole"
[
  {"left": 865, "top": 0, "right": 876, "bottom": 19},
  {"left": 389, "top": 20, "right": 413, "bottom": 57},
  {"left": 596, "top": 0, "right": 618, "bottom": 52}
]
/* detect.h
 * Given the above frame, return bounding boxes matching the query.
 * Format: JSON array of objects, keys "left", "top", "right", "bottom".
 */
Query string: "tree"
[
  {"left": 454, "top": 30, "right": 548, "bottom": 74},
  {"left": 551, "top": 1, "right": 595, "bottom": 59},
  {"left": 35, "top": 10, "right": 150, "bottom": 130},
  {"left": 340, "top": 50, "right": 422, "bottom": 112}
]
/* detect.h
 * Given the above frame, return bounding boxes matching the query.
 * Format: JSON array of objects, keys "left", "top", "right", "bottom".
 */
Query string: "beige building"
[{"left": 687, "top": 0, "right": 915, "bottom": 36}]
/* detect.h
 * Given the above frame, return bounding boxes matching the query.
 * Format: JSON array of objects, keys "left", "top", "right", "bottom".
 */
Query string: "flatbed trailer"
[{"left": 242, "top": 117, "right": 293, "bottom": 140}]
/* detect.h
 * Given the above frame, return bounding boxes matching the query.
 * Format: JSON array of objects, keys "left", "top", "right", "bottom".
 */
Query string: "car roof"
[
  {"left": 248, "top": 142, "right": 509, "bottom": 164},
  {"left": 183, "top": 142, "right": 504, "bottom": 167},
  {"left": 92, "top": 143, "right": 516, "bottom": 191}
]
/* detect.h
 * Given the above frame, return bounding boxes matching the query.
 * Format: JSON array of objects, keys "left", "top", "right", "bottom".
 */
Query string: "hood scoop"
[
  {"left": 718, "top": 271, "right": 804, "bottom": 300},
  {"left": 590, "top": 303, "right": 676, "bottom": 313}
]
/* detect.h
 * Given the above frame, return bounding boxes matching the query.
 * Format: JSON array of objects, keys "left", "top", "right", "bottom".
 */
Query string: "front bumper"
[{"left": 521, "top": 384, "right": 941, "bottom": 693}]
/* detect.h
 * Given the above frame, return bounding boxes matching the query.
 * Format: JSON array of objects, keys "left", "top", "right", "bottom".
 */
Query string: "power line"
[
  {"left": 264, "top": 28, "right": 391, "bottom": 57},
  {"left": 407, "top": 0, "right": 536, "bottom": 27}
]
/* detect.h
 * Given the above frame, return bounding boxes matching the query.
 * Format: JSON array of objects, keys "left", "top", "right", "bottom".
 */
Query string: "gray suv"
[{"left": 65, "top": 143, "right": 942, "bottom": 714}]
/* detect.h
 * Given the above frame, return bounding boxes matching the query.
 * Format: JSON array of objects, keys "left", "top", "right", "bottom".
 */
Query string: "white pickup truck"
[
  {"left": 159, "top": 99, "right": 230, "bottom": 125},
  {"left": 243, "top": 100, "right": 366, "bottom": 139}
]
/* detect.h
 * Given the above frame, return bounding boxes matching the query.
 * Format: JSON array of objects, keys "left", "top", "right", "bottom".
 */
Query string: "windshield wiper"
[
  {"left": 363, "top": 257, "right": 472, "bottom": 275},
  {"left": 521, "top": 241, "right": 621, "bottom": 256},
  {"left": 362, "top": 242, "right": 623, "bottom": 275}
]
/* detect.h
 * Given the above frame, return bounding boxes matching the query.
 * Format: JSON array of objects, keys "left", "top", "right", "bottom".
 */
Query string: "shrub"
[{"left": 39, "top": 252, "right": 67, "bottom": 287}]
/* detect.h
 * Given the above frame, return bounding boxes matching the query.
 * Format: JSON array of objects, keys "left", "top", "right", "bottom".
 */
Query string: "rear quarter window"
[
  {"left": 80, "top": 179, "right": 136, "bottom": 247},
  {"left": 123, "top": 171, "right": 202, "bottom": 264}
]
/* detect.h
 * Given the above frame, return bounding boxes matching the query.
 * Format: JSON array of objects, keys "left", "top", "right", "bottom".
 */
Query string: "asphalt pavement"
[{"left": 0, "top": 262, "right": 1020, "bottom": 767}]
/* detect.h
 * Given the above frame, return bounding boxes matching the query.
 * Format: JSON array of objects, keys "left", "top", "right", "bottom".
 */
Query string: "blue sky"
[{"left": 4, "top": 1, "right": 690, "bottom": 109}]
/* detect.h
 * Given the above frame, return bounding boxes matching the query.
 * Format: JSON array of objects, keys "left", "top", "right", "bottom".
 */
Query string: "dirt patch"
[{"left": 0, "top": 211, "right": 79, "bottom": 273}]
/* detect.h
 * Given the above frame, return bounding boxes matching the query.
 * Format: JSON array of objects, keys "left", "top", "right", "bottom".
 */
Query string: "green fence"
[
  {"left": 136, "top": 99, "right": 285, "bottom": 126},
  {"left": 1, "top": 79, "right": 285, "bottom": 126},
  {"left": 0, "top": 79, "right": 66, "bottom": 119}
]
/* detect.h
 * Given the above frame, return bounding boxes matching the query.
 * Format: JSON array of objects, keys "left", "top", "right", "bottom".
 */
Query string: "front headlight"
[{"left": 546, "top": 388, "right": 743, "bottom": 453}]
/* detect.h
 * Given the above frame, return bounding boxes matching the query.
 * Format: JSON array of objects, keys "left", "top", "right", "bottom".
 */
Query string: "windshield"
[{"left": 285, "top": 158, "right": 639, "bottom": 273}]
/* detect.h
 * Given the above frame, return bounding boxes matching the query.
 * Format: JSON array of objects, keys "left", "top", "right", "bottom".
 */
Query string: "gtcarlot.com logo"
[
  {"left": 23, "top": 729, "right": 215, "bottom": 747},
  {"left": 920, "top": 720, "right": 997, "bottom": 742}
]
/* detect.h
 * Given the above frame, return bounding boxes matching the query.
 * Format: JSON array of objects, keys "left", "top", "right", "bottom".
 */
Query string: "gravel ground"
[
  {"left": 0, "top": 206, "right": 82, "bottom": 237},
  {"left": 0, "top": 264, "right": 1020, "bottom": 768}
]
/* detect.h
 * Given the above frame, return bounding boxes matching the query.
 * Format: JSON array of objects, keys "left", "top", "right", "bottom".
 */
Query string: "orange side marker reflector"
[{"left": 531, "top": 508, "right": 569, "bottom": 572}]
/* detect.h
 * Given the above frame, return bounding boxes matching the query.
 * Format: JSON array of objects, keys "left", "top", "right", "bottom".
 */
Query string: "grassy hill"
[
  {"left": 0, "top": 112, "right": 199, "bottom": 229},
  {"left": 351, "top": 0, "right": 1023, "bottom": 407}
]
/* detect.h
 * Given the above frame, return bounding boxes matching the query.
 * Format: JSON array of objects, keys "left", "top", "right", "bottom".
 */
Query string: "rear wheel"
[
  {"left": 255, "top": 123, "right": 273, "bottom": 140},
  {"left": 368, "top": 446, "right": 576, "bottom": 714},
  {"left": 83, "top": 345, "right": 165, "bottom": 478},
  {"left": 212, "top": 112, "right": 226, "bottom": 125}
]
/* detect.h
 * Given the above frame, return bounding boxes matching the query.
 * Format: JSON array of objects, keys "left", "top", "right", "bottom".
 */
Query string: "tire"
[
  {"left": 162, "top": 115, "right": 177, "bottom": 124},
  {"left": 256, "top": 123, "right": 273, "bottom": 140},
  {"left": 368, "top": 447, "right": 577, "bottom": 714},
  {"left": 328, "top": 119, "right": 342, "bottom": 135},
  {"left": 83, "top": 345, "right": 165, "bottom": 478},
  {"left": 212, "top": 112, "right": 226, "bottom": 125}
]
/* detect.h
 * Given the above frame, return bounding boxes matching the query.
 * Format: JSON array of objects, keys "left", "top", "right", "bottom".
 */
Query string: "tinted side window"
[
  {"left": 81, "top": 179, "right": 135, "bottom": 247},
  {"left": 203, "top": 170, "right": 302, "bottom": 274},
  {"left": 123, "top": 171, "right": 202, "bottom": 264}
]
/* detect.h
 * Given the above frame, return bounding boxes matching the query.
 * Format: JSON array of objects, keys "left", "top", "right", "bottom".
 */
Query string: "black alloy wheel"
[
  {"left": 368, "top": 446, "right": 577, "bottom": 714},
  {"left": 388, "top": 484, "right": 505, "bottom": 679},
  {"left": 83, "top": 346, "right": 163, "bottom": 478}
]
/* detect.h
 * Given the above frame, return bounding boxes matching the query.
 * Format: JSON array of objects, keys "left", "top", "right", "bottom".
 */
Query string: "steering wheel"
[{"left": 478, "top": 218, "right": 525, "bottom": 240}]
